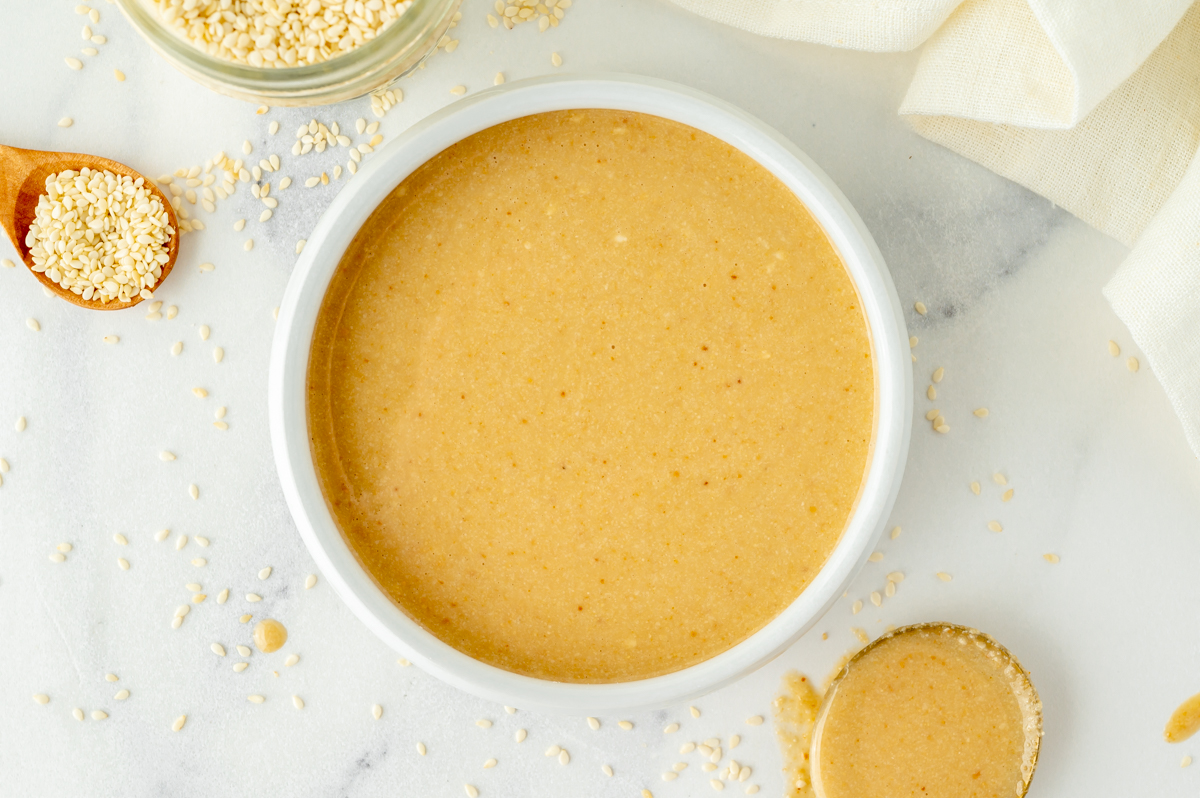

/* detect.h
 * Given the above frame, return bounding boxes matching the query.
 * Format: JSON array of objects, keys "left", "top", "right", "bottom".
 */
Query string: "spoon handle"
[{"left": 0, "top": 144, "right": 43, "bottom": 252}]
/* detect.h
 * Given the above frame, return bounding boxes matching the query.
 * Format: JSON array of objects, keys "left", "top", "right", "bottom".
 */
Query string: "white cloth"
[{"left": 672, "top": 0, "right": 1200, "bottom": 457}]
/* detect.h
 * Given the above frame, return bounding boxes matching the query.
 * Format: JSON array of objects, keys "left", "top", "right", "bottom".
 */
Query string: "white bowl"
[{"left": 269, "top": 74, "right": 912, "bottom": 715}]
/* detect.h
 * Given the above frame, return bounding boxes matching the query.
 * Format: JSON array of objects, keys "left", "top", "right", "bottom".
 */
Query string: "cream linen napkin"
[{"left": 673, "top": 0, "right": 1200, "bottom": 457}]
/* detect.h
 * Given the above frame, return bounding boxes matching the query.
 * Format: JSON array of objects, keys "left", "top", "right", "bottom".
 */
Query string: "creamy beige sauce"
[
  {"left": 812, "top": 624, "right": 1041, "bottom": 798},
  {"left": 307, "top": 109, "right": 874, "bottom": 682}
]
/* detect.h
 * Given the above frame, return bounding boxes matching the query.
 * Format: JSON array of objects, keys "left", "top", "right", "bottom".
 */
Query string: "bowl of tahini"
[{"left": 269, "top": 74, "right": 912, "bottom": 714}]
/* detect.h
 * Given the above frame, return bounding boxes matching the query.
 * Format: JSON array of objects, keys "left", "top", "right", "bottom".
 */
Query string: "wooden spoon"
[{"left": 0, "top": 144, "right": 179, "bottom": 311}]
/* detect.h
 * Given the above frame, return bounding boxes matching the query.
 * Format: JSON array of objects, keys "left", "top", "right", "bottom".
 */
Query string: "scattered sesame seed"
[
  {"left": 198, "top": 325, "right": 210, "bottom": 341},
  {"left": 1127, "top": 356, "right": 1140, "bottom": 372},
  {"left": 372, "top": 704, "right": 383, "bottom": 720},
  {"left": 1183, "top": 756, "right": 1193, "bottom": 767},
  {"left": 730, "top": 734, "right": 741, "bottom": 748},
  {"left": 171, "top": 341, "right": 183, "bottom": 356},
  {"left": 681, "top": 742, "right": 696, "bottom": 754},
  {"left": 935, "top": 423, "right": 950, "bottom": 433},
  {"left": 172, "top": 714, "right": 187, "bottom": 731},
  {"left": 505, "top": 706, "right": 516, "bottom": 714},
  {"left": 674, "top": 762, "right": 688, "bottom": 772},
  {"left": 186, "top": 582, "right": 202, "bottom": 591},
  {"left": 885, "top": 580, "right": 896, "bottom": 597},
  {"left": 852, "top": 627, "right": 870, "bottom": 644},
  {"left": 155, "top": 529, "right": 170, "bottom": 542},
  {"left": 914, "top": 301, "right": 927, "bottom": 315},
  {"left": 868, "top": 552, "right": 883, "bottom": 563},
  {"left": 698, "top": 744, "right": 713, "bottom": 756},
  {"left": 745, "top": 715, "right": 763, "bottom": 726},
  {"left": 112, "top": 533, "right": 128, "bottom": 545},
  {"left": 970, "top": 481, "right": 981, "bottom": 495},
  {"left": 417, "top": 741, "right": 427, "bottom": 755},
  {"left": 91, "top": 710, "right": 108, "bottom": 720},
  {"left": 213, "top": 421, "right": 229, "bottom": 430},
  {"left": 641, "top": 790, "right": 651, "bottom": 798},
  {"left": 909, "top": 336, "right": 918, "bottom": 348},
  {"left": 285, "top": 654, "right": 299, "bottom": 667},
  {"left": 1043, "top": 553, "right": 1060, "bottom": 564},
  {"left": 746, "top": 785, "right": 760, "bottom": 794},
  {"left": 160, "top": 451, "right": 176, "bottom": 461},
  {"left": 233, "top": 662, "right": 248, "bottom": 672},
  {"left": 175, "top": 605, "right": 190, "bottom": 618},
  {"left": 189, "top": 484, "right": 199, "bottom": 500},
  {"left": 303, "top": 574, "right": 318, "bottom": 590},
  {"left": 14, "top": 416, "right": 25, "bottom": 432},
  {"left": 192, "top": 593, "right": 206, "bottom": 603},
  {"left": 545, "top": 745, "right": 561, "bottom": 756},
  {"left": 295, "top": 239, "right": 306, "bottom": 255},
  {"left": 65, "top": 57, "right": 83, "bottom": 70},
  {"left": 176, "top": 535, "right": 188, "bottom": 550},
  {"left": 1, "top": 259, "right": 13, "bottom": 268},
  {"left": 890, "top": 526, "right": 901, "bottom": 539},
  {"left": 664, "top": 722, "right": 680, "bottom": 734},
  {"left": 711, "top": 779, "right": 725, "bottom": 790},
  {"left": 118, "top": 558, "right": 130, "bottom": 570},
  {"left": 196, "top": 536, "right": 210, "bottom": 547},
  {"left": 213, "top": 347, "right": 224, "bottom": 363},
  {"left": 248, "top": 695, "right": 265, "bottom": 704},
  {"left": 167, "top": 305, "right": 178, "bottom": 319},
  {"left": 171, "top": 617, "right": 183, "bottom": 629},
  {"left": 870, "top": 591, "right": 882, "bottom": 607},
  {"left": 604, "top": 765, "right": 615, "bottom": 777},
  {"left": 258, "top": 567, "right": 272, "bottom": 580},
  {"left": 477, "top": 719, "right": 493, "bottom": 729},
  {"left": 618, "top": 720, "right": 634, "bottom": 730},
  {"left": 49, "top": 552, "right": 66, "bottom": 563},
  {"left": 484, "top": 758, "right": 498, "bottom": 768},
  {"left": 924, "top": 408, "right": 940, "bottom": 421},
  {"left": 450, "top": 85, "right": 466, "bottom": 95},
  {"left": 244, "top": 239, "right": 253, "bottom": 251},
  {"left": 662, "top": 773, "right": 678, "bottom": 782},
  {"left": 1108, "top": 340, "right": 1121, "bottom": 357},
  {"left": 926, "top": 385, "right": 936, "bottom": 400},
  {"left": 937, "top": 572, "right": 953, "bottom": 582},
  {"left": 1002, "top": 488, "right": 1014, "bottom": 502},
  {"left": 72, "top": 708, "right": 84, "bottom": 721},
  {"left": 559, "top": 750, "right": 570, "bottom": 765},
  {"left": 887, "top": 571, "right": 905, "bottom": 583},
  {"left": 292, "top": 695, "right": 304, "bottom": 709},
  {"left": 851, "top": 600, "right": 863, "bottom": 614},
  {"left": 239, "top": 614, "right": 252, "bottom": 623},
  {"left": 587, "top": 717, "right": 600, "bottom": 730},
  {"left": 988, "top": 521, "right": 1003, "bottom": 532},
  {"left": 212, "top": 643, "right": 227, "bottom": 656},
  {"left": 114, "top": 689, "right": 129, "bottom": 700},
  {"left": 974, "top": 408, "right": 989, "bottom": 417},
  {"left": 33, "top": 694, "right": 49, "bottom": 705},
  {"left": 551, "top": 52, "right": 562, "bottom": 66},
  {"left": 246, "top": 594, "right": 261, "bottom": 603},
  {"left": 465, "top": 786, "right": 479, "bottom": 798},
  {"left": 26, "top": 318, "right": 40, "bottom": 332},
  {"left": 57, "top": 542, "right": 72, "bottom": 553},
  {"left": 58, "top": 117, "right": 74, "bottom": 128}
]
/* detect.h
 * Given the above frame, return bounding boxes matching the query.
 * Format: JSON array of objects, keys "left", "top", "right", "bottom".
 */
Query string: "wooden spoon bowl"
[{"left": 0, "top": 144, "right": 179, "bottom": 311}]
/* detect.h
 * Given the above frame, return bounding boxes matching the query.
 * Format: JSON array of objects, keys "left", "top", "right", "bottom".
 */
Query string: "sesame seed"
[
  {"left": 662, "top": 773, "right": 678, "bottom": 782},
  {"left": 189, "top": 484, "right": 199, "bottom": 500},
  {"left": 285, "top": 654, "right": 299, "bottom": 667},
  {"left": 914, "top": 301, "right": 927, "bottom": 315},
  {"left": 852, "top": 627, "right": 869, "bottom": 643},
  {"left": 198, "top": 325, "right": 210, "bottom": 341},
  {"left": 1108, "top": 340, "right": 1121, "bottom": 356},
  {"left": 587, "top": 716, "right": 600, "bottom": 730},
  {"left": 26, "top": 318, "right": 39, "bottom": 332},
  {"left": 176, "top": 535, "right": 188, "bottom": 550},
  {"left": 465, "top": 786, "right": 478, "bottom": 798},
  {"left": 57, "top": 542, "right": 72, "bottom": 553},
  {"left": 1002, "top": 488, "right": 1014, "bottom": 502},
  {"left": 417, "top": 741, "right": 427, "bottom": 755},
  {"left": 551, "top": 52, "right": 562, "bottom": 66},
  {"left": 114, "top": 689, "right": 129, "bottom": 700},
  {"left": 114, "top": 69, "right": 125, "bottom": 82},
  {"left": 73, "top": 708, "right": 84, "bottom": 721},
  {"left": 171, "top": 617, "right": 183, "bottom": 629},
  {"left": 14, "top": 416, "right": 25, "bottom": 432},
  {"left": 212, "top": 643, "right": 227, "bottom": 656},
  {"left": 372, "top": 704, "right": 383, "bottom": 720},
  {"left": 233, "top": 662, "right": 248, "bottom": 672},
  {"left": 937, "top": 572, "right": 953, "bottom": 582},
  {"left": 118, "top": 558, "right": 130, "bottom": 570},
  {"left": 304, "top": 574, "right": 318, "bottom": 589},
  {"left": 1043, "top": 553, "right": 1060, "bottom": 564},
  {"left": 213, "top": 421, "right": 229, "bottom": 430},
  {"left": 244, "top": 240, "right": 253, "bottom": 251},
  {"left": 932, "top": 367, "right": 944, "bottom": 383},
  {"left": 477, "top": 719, "right": 493, "bottom": 728},
  {"left": 887, "top": 571, "right": 905, "bottom": 583},
  {"left": 295, "top": 239, "right": 306, "bottom": 255},
  {"left": 246, "top": 594, "right": 262, "bottom": 602},
  {"left": 495, "top": 72, "right": 505, "bottom": 85},
  {"left": 698, "top": 744, "right": 713, "bottom": 756},
  {"left": 851, "top": 600, "right": 862, "bottom": 614},
  {"left": 171, "top": 341, "right": 183, "bottom": 356},
  {"left": 689, "top": 706, "right": 701, "bottom": 718},
  {"left": 191, "top": 593, "right": 206, "bottom": 603},
  {"left": 58, "top": 117, "right": 74, "bottom": 128},
  {"left": 618, "top": 720, "right": 633, "bottom": 730},
  {"left": 559, "top": 750, "right": 570, "bottom": 765},
  {"left": 91, "top": 710, "right": 108, "bottom": 720},
  {"left": 711, "top": 779, "right": 725, "bottom": 791},
  {"left": 167, "top": 305, "right": 178, "bottom": 319},
  {"left": 450, "top": 85, "right": 466, "bottom": 95},
  {"left": 49, "top": 552, "right": 66, "bottom": 563},
  {"left": 745, "top": 715, "right": 763, "bottom": 726},
  {"left": 293, "top": 695, "right": 304, "bottom": 709},
  {"left": 196, "top": 537, "right": 210, "bottom": 548},
  {"left": 926, "top": 385, "right": 936, "bottom": 400},
  {"left": 924, "top": 408, "right": 940, "bottom": 420},
  {"left": 730, "top": 734, "right": 740, "bottom": 748},
  {"left": 213, "top": 347, "right": 224, "bottom": 363},
  {"left": 160, "top": 451, "right": 176, "bottom": 461},
  {"left": 1, "top": 259, "right": 12, "bottom": 268},
  {"left": 935, "top": 423, "right": 950, "bottom": 433},
  {"left": 155, "top": 529, "right": 170, "bottom": 542},
  {"left": 664, "top": 723, "right": 680, "bottom": 734},
  {"left": 988, "top": 521, "right": 1003, "bottom": 532},
  {"left": 970, "top": 481, "right": 981, "bottom": 494},
  {"left": 870, "top": 591, "right": 882, "bottom": 607},
  {"left": 258, "top": 567, "right": 272, "bottom": 580},
  {"left": 505, "top": 706, "right": 516, "bottom": 714},
  {"left": 248, "top": 695, "right": 265, "bottom": 704},
  {"left": 186, "top": 582, "right": 202, "bottom": 591},
  {"left": 681, "top": 742, "right": 696, "bottom": 754},
  {"left": 1183, "top": 756, "right": 1193, "bottom": 767},
  {"left": 545, "top": 745, "right": 561, "bottom": 756},
  {"left": 66, "top": 57, "right": 83, "bottom": 70},
  {"left": 1128, "top": 357, "right": 1140, "bottom": 372},
  {"left": 239, "top": 614, "right": 252, "bottom": 623},
  {"left": 0, "top": 459, "right": 7, "bottom": 473},
  {"left": 175, "top": 605, "right": 190, "bottom": 618},
  {"left": 172, "top": 715, "right": 187, "bottom": 731},
  {"left": 259, "top": 209, "right": 273, "bottom": 223},
  {"left": 890, "top": 526, "right": 901, "bottom": 539},
  {"left": 484, "top": 758, "right": 498, "bottom": 768},
  {"left": 674, "top": 762, "right": 688, "bottom": 772},
  {"left": 868, "top": 552, "right": 883, "bottom": 563},
  {"left": 909, "top": 336, "right": 918, "bottom": 348},
  {"left": 33, "top": 694, "right": 49, "bottom": 705},
  {"left": 885, "top": 580, "right": 896, "bottom": 597}
]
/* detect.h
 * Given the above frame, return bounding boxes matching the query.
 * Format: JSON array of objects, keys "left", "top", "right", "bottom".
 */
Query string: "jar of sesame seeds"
[{"left": 117, "top": 0, "right": 461, "bottom": 106}]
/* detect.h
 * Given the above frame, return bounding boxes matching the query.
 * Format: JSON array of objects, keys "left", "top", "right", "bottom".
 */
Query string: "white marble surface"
[{"left": 2, "top": 1, "right": 1199, "bottom": 796}]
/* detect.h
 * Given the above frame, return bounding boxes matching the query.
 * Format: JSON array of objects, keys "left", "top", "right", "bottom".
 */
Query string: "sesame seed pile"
[
  {"left": 25, "top": 169, "right": 173, "bottom": 304},
  {"left": 150, "top": 0, "right": 416, "bottom": 67},
  {"left": 487, "top": 0, "right": 571, "bottom": 31}
]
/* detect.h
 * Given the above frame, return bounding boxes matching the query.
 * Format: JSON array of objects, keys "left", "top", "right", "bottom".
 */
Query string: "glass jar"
[{"left": 116, "top": 0, "right": 462, "bottom": 107}]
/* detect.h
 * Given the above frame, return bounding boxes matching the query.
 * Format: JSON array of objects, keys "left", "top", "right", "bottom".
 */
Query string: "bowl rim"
[{"left": 268, "top": 73, "right": 912, "bottom": 714}]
